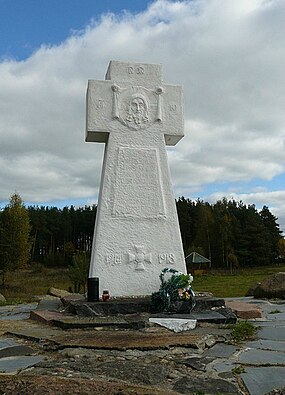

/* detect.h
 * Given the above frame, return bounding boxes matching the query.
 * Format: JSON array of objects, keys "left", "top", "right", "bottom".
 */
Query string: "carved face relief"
[
  {"left": 125, "top": 94, "right": 149, "bottom": 128},
  {"left": 112, "top": 85, "right": 162, "bottom": 131}
]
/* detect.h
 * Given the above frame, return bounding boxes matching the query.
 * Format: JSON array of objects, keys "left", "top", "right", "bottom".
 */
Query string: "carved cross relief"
[{"left": 128, "top": 245, "right": 152, "bottom": 271}]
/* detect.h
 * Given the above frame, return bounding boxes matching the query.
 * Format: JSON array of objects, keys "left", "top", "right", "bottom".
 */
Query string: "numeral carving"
[
  {"left": 158, "top": 253, "right": 175, "bottom": 264},
  {"left": 106, "top": 254, "right": 122, "bottom": 265}
]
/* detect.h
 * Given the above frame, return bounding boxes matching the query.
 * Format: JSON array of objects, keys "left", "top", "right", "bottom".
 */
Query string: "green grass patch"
[
  {"left": 192, "top": 265, "right": 285, "bottom": 297},
  {"left": 0, "top": 264, "right": 284, "bottom": 304},
  {"left": 230, "top": 321, "right": 257, "bottom": 343},
  {"left": 0, "top": 268, "right": 71, "bottom": 303},
  {"left": 232, "top": 366, "right": 245, "bottom": 374},
  {"left": 268, "top": 309, "right": 282, "bottom": 314}
]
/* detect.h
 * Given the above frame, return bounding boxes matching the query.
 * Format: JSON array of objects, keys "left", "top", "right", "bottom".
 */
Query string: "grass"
[
  {"left": 0, "top": 268, "right": 71, "bottom": 304},
  {"left": 0, "top": 264, "right": 284, "bottom": 304},
  {"left": 232, "top": 366, "right": 245, "bottom": 374},
  {"left": 192, "top": 265, "right": 285, "bottom": 297},
  {"left": 230, "top": 320, "right": 257, "bottom": 343},
  {"left": 268, "top": 309, "right": 282, "bottom": 314}
]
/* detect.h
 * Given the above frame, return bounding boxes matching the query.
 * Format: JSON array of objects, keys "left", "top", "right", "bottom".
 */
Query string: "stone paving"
[
  {"left": 0, "top": 297, "right": 284, "bottom": 394},
  {"left": 226, "top": 298, "right": 285, "bottom": 395}
]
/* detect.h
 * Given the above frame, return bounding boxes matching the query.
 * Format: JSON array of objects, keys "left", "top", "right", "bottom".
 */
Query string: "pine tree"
[
  {"left": 259, "top": 206, "right": 283, "bottom": 262},
  {"left": 0, "top": 193, "right": 31, "bottom": 281}
]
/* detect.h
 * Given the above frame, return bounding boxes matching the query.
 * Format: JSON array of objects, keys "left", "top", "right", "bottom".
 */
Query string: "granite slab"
[
  {"left": 238, "top": 348, "right": 285, "bottom": 365},
  {"left": 241, "top": 366, "right": 285, "bottom": 395},
  {"left": 245, "top": 339, "right": 285, "bottom": 352},
  {"left": 0, "top": 355, "right": 44, "bottom": 374}
]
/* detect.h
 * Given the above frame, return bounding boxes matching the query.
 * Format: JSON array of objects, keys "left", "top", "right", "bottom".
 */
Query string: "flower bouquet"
[{"left": 151, "top": 268, "right": 196, "bottom": 313}]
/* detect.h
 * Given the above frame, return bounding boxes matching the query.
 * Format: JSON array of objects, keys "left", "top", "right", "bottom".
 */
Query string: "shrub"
[
  {"left": 68, "top": 252, "right": 90, "bottom": 293},
  {"left": 231, "top": 320, "right": 257, "bottom": 343}
]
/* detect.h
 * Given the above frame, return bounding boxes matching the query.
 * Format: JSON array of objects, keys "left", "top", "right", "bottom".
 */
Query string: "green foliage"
[
  {"left": 231, "top": 321, "right": 257, "bottom": 343},
  {"left": 27, "top": 204, "right": 96, "bottom": 266},
  {"left": 31, "top": 262, "right": 47, "bottom": 274},
  {"left": 232, "top": 366, "right": 245, "bottom": 374},
  {"left": 68, "top": 252, "right": 90, "bottom": 293},
  {"left": 1, "top": 265, "right": 284, "bottom": 304},
  {"left": 278, "top": 238, "right": 285, "bottom": 259},
  {"left": 0, "top": 268, "right": 70, "bottom": 303},
  {"left": 0, "top": 193, "right": 31, "bottom": 284},
  {"left": 1, "top": 195, "right": 282, "bottom": 274},
  {"left": 152, "top": 268, "right": 195, "bottom": 312},
  {"left": 193, "top": 265, "right": 285, "bottom": 297},
  {"left": 176, "top": 197, "right": 283, "bottom": 269},
  {"left": 268, "top": 309, "right": 282, "bottom": 314},
  {"left": 43, "top": 252, "right": 66, "bottom": 268}
]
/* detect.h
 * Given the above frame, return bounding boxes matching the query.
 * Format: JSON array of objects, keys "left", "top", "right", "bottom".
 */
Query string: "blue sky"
[
  {"left": 0, "top": 1, "right": 150, "bottom": 60},
  {"left": 0, "top": 0, "right": 284, "bottom": 233}
]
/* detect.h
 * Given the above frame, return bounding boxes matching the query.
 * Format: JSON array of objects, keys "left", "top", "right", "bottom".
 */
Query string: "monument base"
[{"left": 64, "top": 295, "right": 228, "bottom": 317}]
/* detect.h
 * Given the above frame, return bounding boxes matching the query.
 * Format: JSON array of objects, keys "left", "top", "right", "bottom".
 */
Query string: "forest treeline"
[
  {"left": 0, "top": 194, "right": 284, "bottom": 274},
  {"left": 177, "top": 197, "right": 284, "bottom": 268}
]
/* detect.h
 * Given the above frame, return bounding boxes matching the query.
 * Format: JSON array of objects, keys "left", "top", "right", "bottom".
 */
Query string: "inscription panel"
[{"left": 112, "top": 147, "right": 166, "bottom": 218}]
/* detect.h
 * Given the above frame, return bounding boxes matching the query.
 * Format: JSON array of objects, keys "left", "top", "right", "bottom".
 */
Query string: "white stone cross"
[{"left": 86, "top": 61, "right": 187, "bottom": 297}]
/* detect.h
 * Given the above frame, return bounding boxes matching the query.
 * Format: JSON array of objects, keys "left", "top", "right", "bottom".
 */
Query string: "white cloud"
[{"left": 0, "top": 0, "right": 284, "bottom": 231}]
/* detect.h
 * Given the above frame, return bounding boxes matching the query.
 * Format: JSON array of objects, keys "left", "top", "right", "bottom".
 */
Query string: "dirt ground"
[{"left": 0, "top": 375, "right": 179, "bottom": 395}]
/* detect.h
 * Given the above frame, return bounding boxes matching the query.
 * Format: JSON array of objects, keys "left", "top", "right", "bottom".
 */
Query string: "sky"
[{"left": 0, "top": 0, "right": 284, "bottom": 234}]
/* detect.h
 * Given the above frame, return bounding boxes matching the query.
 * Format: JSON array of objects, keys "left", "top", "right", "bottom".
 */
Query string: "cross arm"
[
  {"left": 163, "top": 84, "right": 184, "bottom": 146},
  {"left": 85, "top": 80, "right": 113, "bottom": 143}
]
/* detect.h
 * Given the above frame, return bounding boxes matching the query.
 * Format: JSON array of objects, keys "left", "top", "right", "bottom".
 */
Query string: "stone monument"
[{"left": 86, "top": 61, "right": 187, "bottom": 297}]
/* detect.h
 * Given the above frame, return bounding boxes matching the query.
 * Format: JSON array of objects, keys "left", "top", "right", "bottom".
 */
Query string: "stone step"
[
  {"left": 65, "top": 296, "right": 226, "bottom": 317},
  {"left": 225, "top": 300, "right": 263, "bottom": 319}
]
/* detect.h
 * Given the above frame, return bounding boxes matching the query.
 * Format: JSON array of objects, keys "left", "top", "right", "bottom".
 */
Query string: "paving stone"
[
  {"left": 0, "top": 355, "right": 44, "bottom": 373},
  {"left": 204, "top": 343, "right": 238, "bottom": 358},
  {"left": 0, "top": 339, "right": 18, "bottom": 350},
  {"left": 36, "top": 297, "right": 63, "bottom": 311},
  {"left": 241, "top": 367, "right": 285, "bottom": 395},
  {"left": 190, "top": 310, "right": 233, "bottom": 323},
  {"left": 265, "top": 312, "right": 285, "bottom": 321},
  {"left": 252, "top": 321, "right": 285, "bottom": 327},
  {"left": 182, "top": 356, "right": 215, "bottom": 371},
  {"left": 7, "top": 327, "right": 64, "bottom": 342},
  {"left": 173, "top": 376, "right": 240, "bottom": 394},
  {"left": 258, "top": 326, "right": 285, "bottom": 341},
  {"left": 0, "top": 304, "right": 38, "bottom": 321},
  {"left": 211, "top": 359, "right": 236, "bottom": 373},
  {"left": 30, "top": 310, "right": 146, "bottom": 329},
  {"left": 47, "top": 329, "right": 205, "bottom": 350},
  {"left": 238, "top": 348, "right": 285, "bottom": 365},
  {"left": 0, "top": 345, "right": 35, "bottom": 358},
  {"left": 30, "top": 310, "right": 71, "bottom": 325},
  {"left": 90, "top": 360, "right": 170, "bottom": 386},
  {"left": 152, "top": 310, "right": 231, "bottom": 324},
  {"left": 225, "top": 300, "right": 263, "bottom": 319},
  {"left": 245, "top": 339, "right": 285, "bottom": 352}
]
